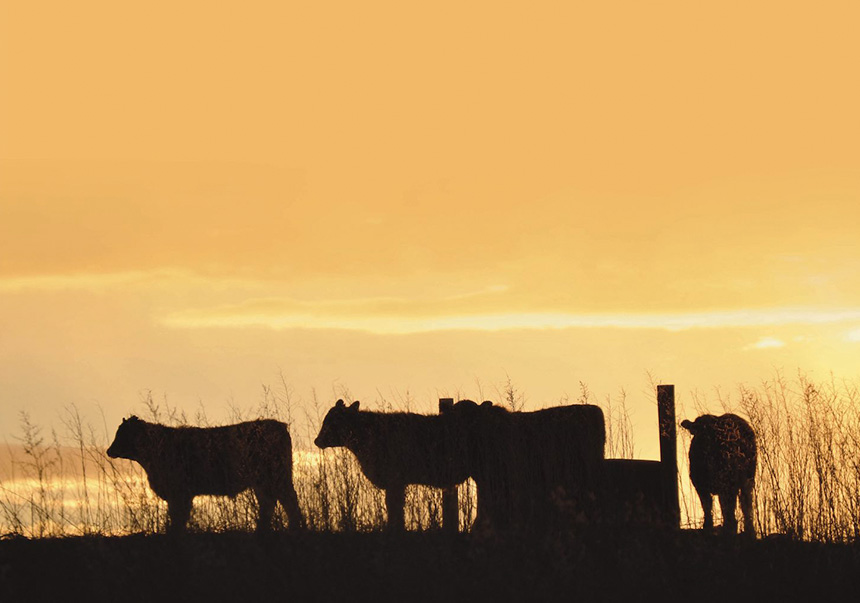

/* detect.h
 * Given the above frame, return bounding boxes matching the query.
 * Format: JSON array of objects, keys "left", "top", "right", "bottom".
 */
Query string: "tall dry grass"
[
  {"left": 675, "top": 371, "right": 860, "bottom": 541},
  {"left": 0, "top": 385, "right": 477, "bottom": 537},
  {"left": 2, "top": 373, "right": 859, "bottom": 542},
  {"left": 740, "top": 373, "right": 860, "bottom": 541}
]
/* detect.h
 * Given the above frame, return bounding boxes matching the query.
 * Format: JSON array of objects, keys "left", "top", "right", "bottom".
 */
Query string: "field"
[
  {"left": 2, "top": 373, "right": 860, "bottom": 601},
  {"left": 2, "top": 528, "right": 859, "bottom": 602}
]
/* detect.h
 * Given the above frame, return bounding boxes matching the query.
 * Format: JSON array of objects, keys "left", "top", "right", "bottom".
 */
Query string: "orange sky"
[{"left": 1, "top": 2, "right": 859, "bottom": 457}]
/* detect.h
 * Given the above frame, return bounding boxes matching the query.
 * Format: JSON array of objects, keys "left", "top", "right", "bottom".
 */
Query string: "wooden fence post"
[
  {"left": 439, "top": 397, "right": 459, "bottom": 534},
  {"left": 657, "top": 384, "right": 680, "bottom": 528}
]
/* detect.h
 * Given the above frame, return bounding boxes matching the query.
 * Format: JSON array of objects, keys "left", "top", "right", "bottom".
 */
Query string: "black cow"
[
  {"left": 681, "top": 413, "right": 757, "bottom": 536},
  {"left": 448, "top": 399, "right": 606, "bottom": 531},
  {"left": 107, "top": 416, "right": 305, "bottom": 533},
  {"left": 314, "top": 400, "right": 470, "bottom": 531}
]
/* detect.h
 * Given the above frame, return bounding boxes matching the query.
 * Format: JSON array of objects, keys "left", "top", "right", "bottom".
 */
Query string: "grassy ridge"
[{"left": 1, "top": 529, "right": 858, "bottom": 602}]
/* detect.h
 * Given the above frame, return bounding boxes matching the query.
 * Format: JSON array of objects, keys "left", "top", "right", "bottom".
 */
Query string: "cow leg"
[
  {"left": 385, "top": 486, "right": 406, "bottom": 531},
  {"left": 473, "top": 482, "right": 507, "bottom": 533},
  {"left": 473, "top": 485, "right": 492, "bottom": 532},
  {"left": 485, "top": 483, "right": 514, "bottom": 532},
  {"left": 696, "top": 487, "right": 713, "bottom": 532},
  {"left": 255, "top": 491, "right": 275, "bottom": 533},
  {"left": 167, "top": 497, "right": 192, "bottom": 533},
  {"left": 278, "top": 483, "right": 305, "bottom": 531},
  {"left": 740, "top": 478, "right": 755, "bottom": 537},
  {"left": 718, "top": 492, "right": 738, "bottom": 535}
]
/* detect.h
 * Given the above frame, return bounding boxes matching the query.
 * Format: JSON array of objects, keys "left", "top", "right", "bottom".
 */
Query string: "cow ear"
[
  {"left": 481, "top": 401, "right": 493, "bottom": 407},
  {"left": 336, "top": 399, "right": 345, "bottom": 408},
  {"left": 121, "top": 417, "right": 128, "bottom": 424},
  {"left": 349, "top": 401, "right": 360, "bottom": 411},
  {"left": 680, "top": 419, "right": 696, "bottom": 433}
]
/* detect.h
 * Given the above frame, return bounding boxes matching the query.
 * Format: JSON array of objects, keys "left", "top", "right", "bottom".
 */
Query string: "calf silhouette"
[
  {"left": 107, "top": 416, "right": 304, "bottom": 533},
  {"left": 449, "top": 399, "right": 605, "bottom": 531},
  {"left": 314, "top": 399, "right": 469, "bottom": 531},
  {"left": 681, "top": 413, "right": 757, "bottom": 536}
]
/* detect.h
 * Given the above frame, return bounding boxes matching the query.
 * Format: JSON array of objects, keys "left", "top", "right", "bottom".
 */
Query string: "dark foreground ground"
[{"left": 1, "top": 527, "right": 858, "bottom": 603}]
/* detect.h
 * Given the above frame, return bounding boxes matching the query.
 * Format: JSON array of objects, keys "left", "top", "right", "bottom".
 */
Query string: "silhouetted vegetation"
[
  {"left": 1, "top": 373, "right": 859, "bottom": 600},
  {"left": 4, "top": 372, "right": 859, "bottom": 540}
]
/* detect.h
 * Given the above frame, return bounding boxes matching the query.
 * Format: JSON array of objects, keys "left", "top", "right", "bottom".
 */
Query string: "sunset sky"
[{"left": 1, "top": 2, "right": 859, "bottom": 458}]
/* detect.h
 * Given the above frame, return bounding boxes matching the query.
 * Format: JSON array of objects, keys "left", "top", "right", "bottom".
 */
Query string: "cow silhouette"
[
  {"left": 107, "top": 416, "right": 305, "bottom": 533},
  {"left": 681, "top": 413, "right": 757, "bottom": 536},
  {"left": 314, "top": 399, "right": 470, "bottom": 531},
  {"left": 448, "top": 399, "right": 606, "bottom": 531}
]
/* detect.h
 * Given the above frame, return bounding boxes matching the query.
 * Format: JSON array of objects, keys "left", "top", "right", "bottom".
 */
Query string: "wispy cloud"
[
  {"left": 0, "top": 270, "right": 270, "bottom": 293},
  {"left": 161, "top": 304, "right": 860, "bottom": 335},
  {"left": 6, "top": 270, "right": 860, "bottom": 337},
  {"left": 0, "top": 271, "right": 165, "bottom": 292},
  {"left": 745, "top": 337, "right": 787, "bottom": 350}
]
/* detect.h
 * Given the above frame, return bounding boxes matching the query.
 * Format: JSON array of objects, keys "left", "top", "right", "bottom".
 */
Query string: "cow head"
[
  {"left": 681, "top": 414, "right": 719, "bottom": 437},
  {"left": 448, "top": 399, "right": 496, "bottom": 413},
  {"left": 446, "top": 399, "right": 508, "bottom": 426},
  {"left": 107, "top": 415, "right": 145, "bottom": 460},
  {"left": 443, "top": 399, "right": 510, "bottom": 460},
  {"left": 314, "top": 399, "right": 361, "bottom": 449}
]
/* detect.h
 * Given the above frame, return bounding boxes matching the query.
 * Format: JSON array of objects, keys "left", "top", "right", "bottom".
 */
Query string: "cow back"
[
  {"left": 133, "top": 419, "right": 294, "bottom": 499},
  {"left": 688, "top": 413, "right": 757, "bottom": 495},
  {"left": 348, "top": 411, "right": 470, "bottom": 489}
]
